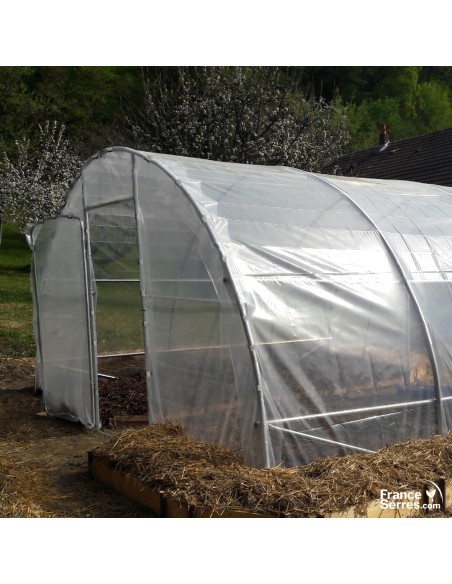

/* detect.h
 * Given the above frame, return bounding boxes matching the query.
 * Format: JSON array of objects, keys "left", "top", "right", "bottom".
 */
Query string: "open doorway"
[{"left": 88, "top": 200, "right": 148, "bottom": 427}]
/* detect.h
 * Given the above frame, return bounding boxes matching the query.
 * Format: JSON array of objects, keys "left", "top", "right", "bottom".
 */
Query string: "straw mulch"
[
  {"left": 0, "top": 443, "right": 157, "bottom": 518},
  {"left": 0, "top": 451, "right": 60, "bottom": 518},
  {"left": 92, "top": 423, "right": 452, "bottom": 517}
]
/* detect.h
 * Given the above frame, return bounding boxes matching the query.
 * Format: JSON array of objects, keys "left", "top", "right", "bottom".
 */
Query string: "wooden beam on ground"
[{"left": 88, "top": 453, "right": 264, "bottom": 518}]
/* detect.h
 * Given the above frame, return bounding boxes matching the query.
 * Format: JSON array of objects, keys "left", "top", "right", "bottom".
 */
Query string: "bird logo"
[{"left": 425, "top": 480, "right": 443, "bottom": 503}]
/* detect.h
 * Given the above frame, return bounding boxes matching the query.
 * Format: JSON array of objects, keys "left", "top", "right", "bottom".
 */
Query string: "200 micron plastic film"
[
  {"left": 30, "top": 148, "right": 452, "bottom": 467},
  {"left": 31, "top": 216, "right": 96, "bottom": 427}
]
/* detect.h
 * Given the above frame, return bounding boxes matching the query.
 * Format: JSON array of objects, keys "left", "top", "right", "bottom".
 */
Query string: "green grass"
[
  {"left": 0, "top": 224, "right": 35, "bottom": 357},
  {"left": 96, "top": 281, "right": 144, "bottom": 354},
  {"left": 0, "top": 223, "right": 221, "bottom": 359}
]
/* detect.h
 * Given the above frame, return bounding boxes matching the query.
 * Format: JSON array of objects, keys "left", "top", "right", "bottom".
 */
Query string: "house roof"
[{"left": 322, "top": 127, "right": 452, "bottom": 187}]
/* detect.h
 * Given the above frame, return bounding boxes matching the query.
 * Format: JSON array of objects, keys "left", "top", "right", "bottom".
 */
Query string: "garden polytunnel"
[{"left": 30, "top": 147, "right": 452, "bottom": 468}]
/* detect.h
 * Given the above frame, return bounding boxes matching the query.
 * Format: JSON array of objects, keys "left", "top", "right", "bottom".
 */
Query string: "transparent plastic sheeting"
[
  {"left": 88, "top": 200, "right": 144, "bottom": 354},
  {"left": 31, "top": 217, "right": 96, "bottom": 427},
  {"left": 30, "top": 148, "right": 452, "bottom": 467}
]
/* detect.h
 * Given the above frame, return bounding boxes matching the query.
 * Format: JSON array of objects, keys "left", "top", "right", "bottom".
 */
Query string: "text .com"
[{"left": 380, "top": 489, "right": 441, "bottom": 511}]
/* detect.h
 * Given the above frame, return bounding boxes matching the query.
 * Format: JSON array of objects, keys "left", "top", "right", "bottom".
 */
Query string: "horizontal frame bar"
[
  {"left": 148, "top": 294, "right": 220, "bottom": 304},
  {"left": 267, "top": 397, "right": 436, "bottom": 425},
  {"left": 267, "top": 423, "right": 376, "bottom": 454},
  {"left": 98, "top": 351, "right": 145, "bottom": 358},
  {"left": 256, "top": 336, "right": 331, "bottom": 347},
  {"left": 305, "top": 408, "right": 405, "bottom": 436},
  {"left": 85, "top": 196, "right": 134, "bottom": 211},
  {"left": 95, "top": 279, "right": 140, "bottom": 283},
  {"left": 139, "top": 279, "right": 212, "bottom": 283}
]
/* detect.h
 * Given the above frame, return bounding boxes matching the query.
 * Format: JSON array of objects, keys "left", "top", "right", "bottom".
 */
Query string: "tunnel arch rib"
[{"left": 287, "top": 168, "right": 444, "bottom": 434}]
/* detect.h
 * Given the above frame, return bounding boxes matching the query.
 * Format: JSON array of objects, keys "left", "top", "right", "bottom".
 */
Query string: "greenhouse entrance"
[{"left": 88, "top": 200, "right": 148, "bottom": 426}]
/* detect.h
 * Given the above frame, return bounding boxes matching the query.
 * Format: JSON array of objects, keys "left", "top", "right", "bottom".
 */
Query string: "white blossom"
[
  {"left": 0, "top": 121, "right": 81, "bottom": 230},
  {"left": 126, "top": 67, "right": 350, "bottom": 171}
]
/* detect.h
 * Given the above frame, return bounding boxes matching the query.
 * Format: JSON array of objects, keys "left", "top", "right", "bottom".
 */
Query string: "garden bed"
[{"left": 90, "top": 423, "right": 452, "bottom": 518}]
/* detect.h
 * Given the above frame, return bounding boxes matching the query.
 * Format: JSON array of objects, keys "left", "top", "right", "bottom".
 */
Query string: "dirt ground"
[{"left": 0, "top": 358, "right": 155, "bottom": 517}]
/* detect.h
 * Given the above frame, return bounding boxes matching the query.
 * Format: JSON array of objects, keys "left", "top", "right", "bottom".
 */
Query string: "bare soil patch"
[{"left": 99, "top": 374, "right": 148, "bottom": 427}]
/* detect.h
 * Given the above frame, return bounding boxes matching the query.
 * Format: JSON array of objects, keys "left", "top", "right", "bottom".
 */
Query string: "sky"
[{"left": 2, "top": 1, "right": 449, "bottom": 66}]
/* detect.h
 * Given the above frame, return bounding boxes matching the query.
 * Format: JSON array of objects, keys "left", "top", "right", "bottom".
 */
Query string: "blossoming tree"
[
  {"left": 126, "top": 67, "right": 350, "bottom": 171},
  {"left": 0, "top": 121, "right": 81, "bottom": 232}
]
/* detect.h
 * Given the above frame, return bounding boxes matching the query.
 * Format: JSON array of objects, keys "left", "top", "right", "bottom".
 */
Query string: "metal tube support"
[
  {"left": 81, "top": 182, "right": 101, "bottom": 428},
  {"left": 147, "top": 158, "right": 272, "bottom": 468},
  {"left": 286, "top": 168, "right": 445, "bottom": 435},
  {"left": 85, "top": 196, "right": 134, "bottom": 212},
  {"left": 29, "top": 226, "right": 45, "bottom": 394},
  {"left": 95, "top": 279, "right": 140, "bottom": 283},
  {"left": 267, "top": 424, "right": 376, "bottom": 454},
  {"left": 227, "top": 276, "right": 272, "bottom": 468},
  {"left": 268, "top": 397, "right": 436, "bottom": 425},
  {"left": 131, "top": 154, "right": 154, "bottom": 425},
  {"left": 98, "top": 351, "right": 145, "bottom": 359}
]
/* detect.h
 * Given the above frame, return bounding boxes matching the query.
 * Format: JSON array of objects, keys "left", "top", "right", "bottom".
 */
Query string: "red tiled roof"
[{"left": 322, "top": 128, "right": 452, "bottom": 186}]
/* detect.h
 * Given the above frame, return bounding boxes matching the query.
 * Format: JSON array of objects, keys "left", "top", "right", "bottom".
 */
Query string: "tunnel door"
[{"left": 32, "top": 216, "right": 98, "bottom": 427}]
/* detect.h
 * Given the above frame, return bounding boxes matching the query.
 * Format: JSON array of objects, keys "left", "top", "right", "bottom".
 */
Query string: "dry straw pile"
[
  {"left": 0, "top": 440, "right": 156, "bottom": 518},
  {"left": 0, "top": 452, "right": 59, "bottom": 518},
  {"left": 92, "top": 423, "right": 452, "bottom": 517}
]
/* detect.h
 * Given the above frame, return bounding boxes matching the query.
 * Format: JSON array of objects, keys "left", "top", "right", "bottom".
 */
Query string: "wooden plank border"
[
  {"left": 88, "top": 453, "right": 264, "bottom": 518},
  {"left": 88, "top": 452, "right": 451, "bottom": 518}
]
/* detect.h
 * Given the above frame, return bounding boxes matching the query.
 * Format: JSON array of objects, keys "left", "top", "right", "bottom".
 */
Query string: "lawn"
[
  {"left": 0, "top": 224, "right": 35, "bottom": 357},
  {"left": 0, "top": 223, "right": 220, "bottom": 358}
]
